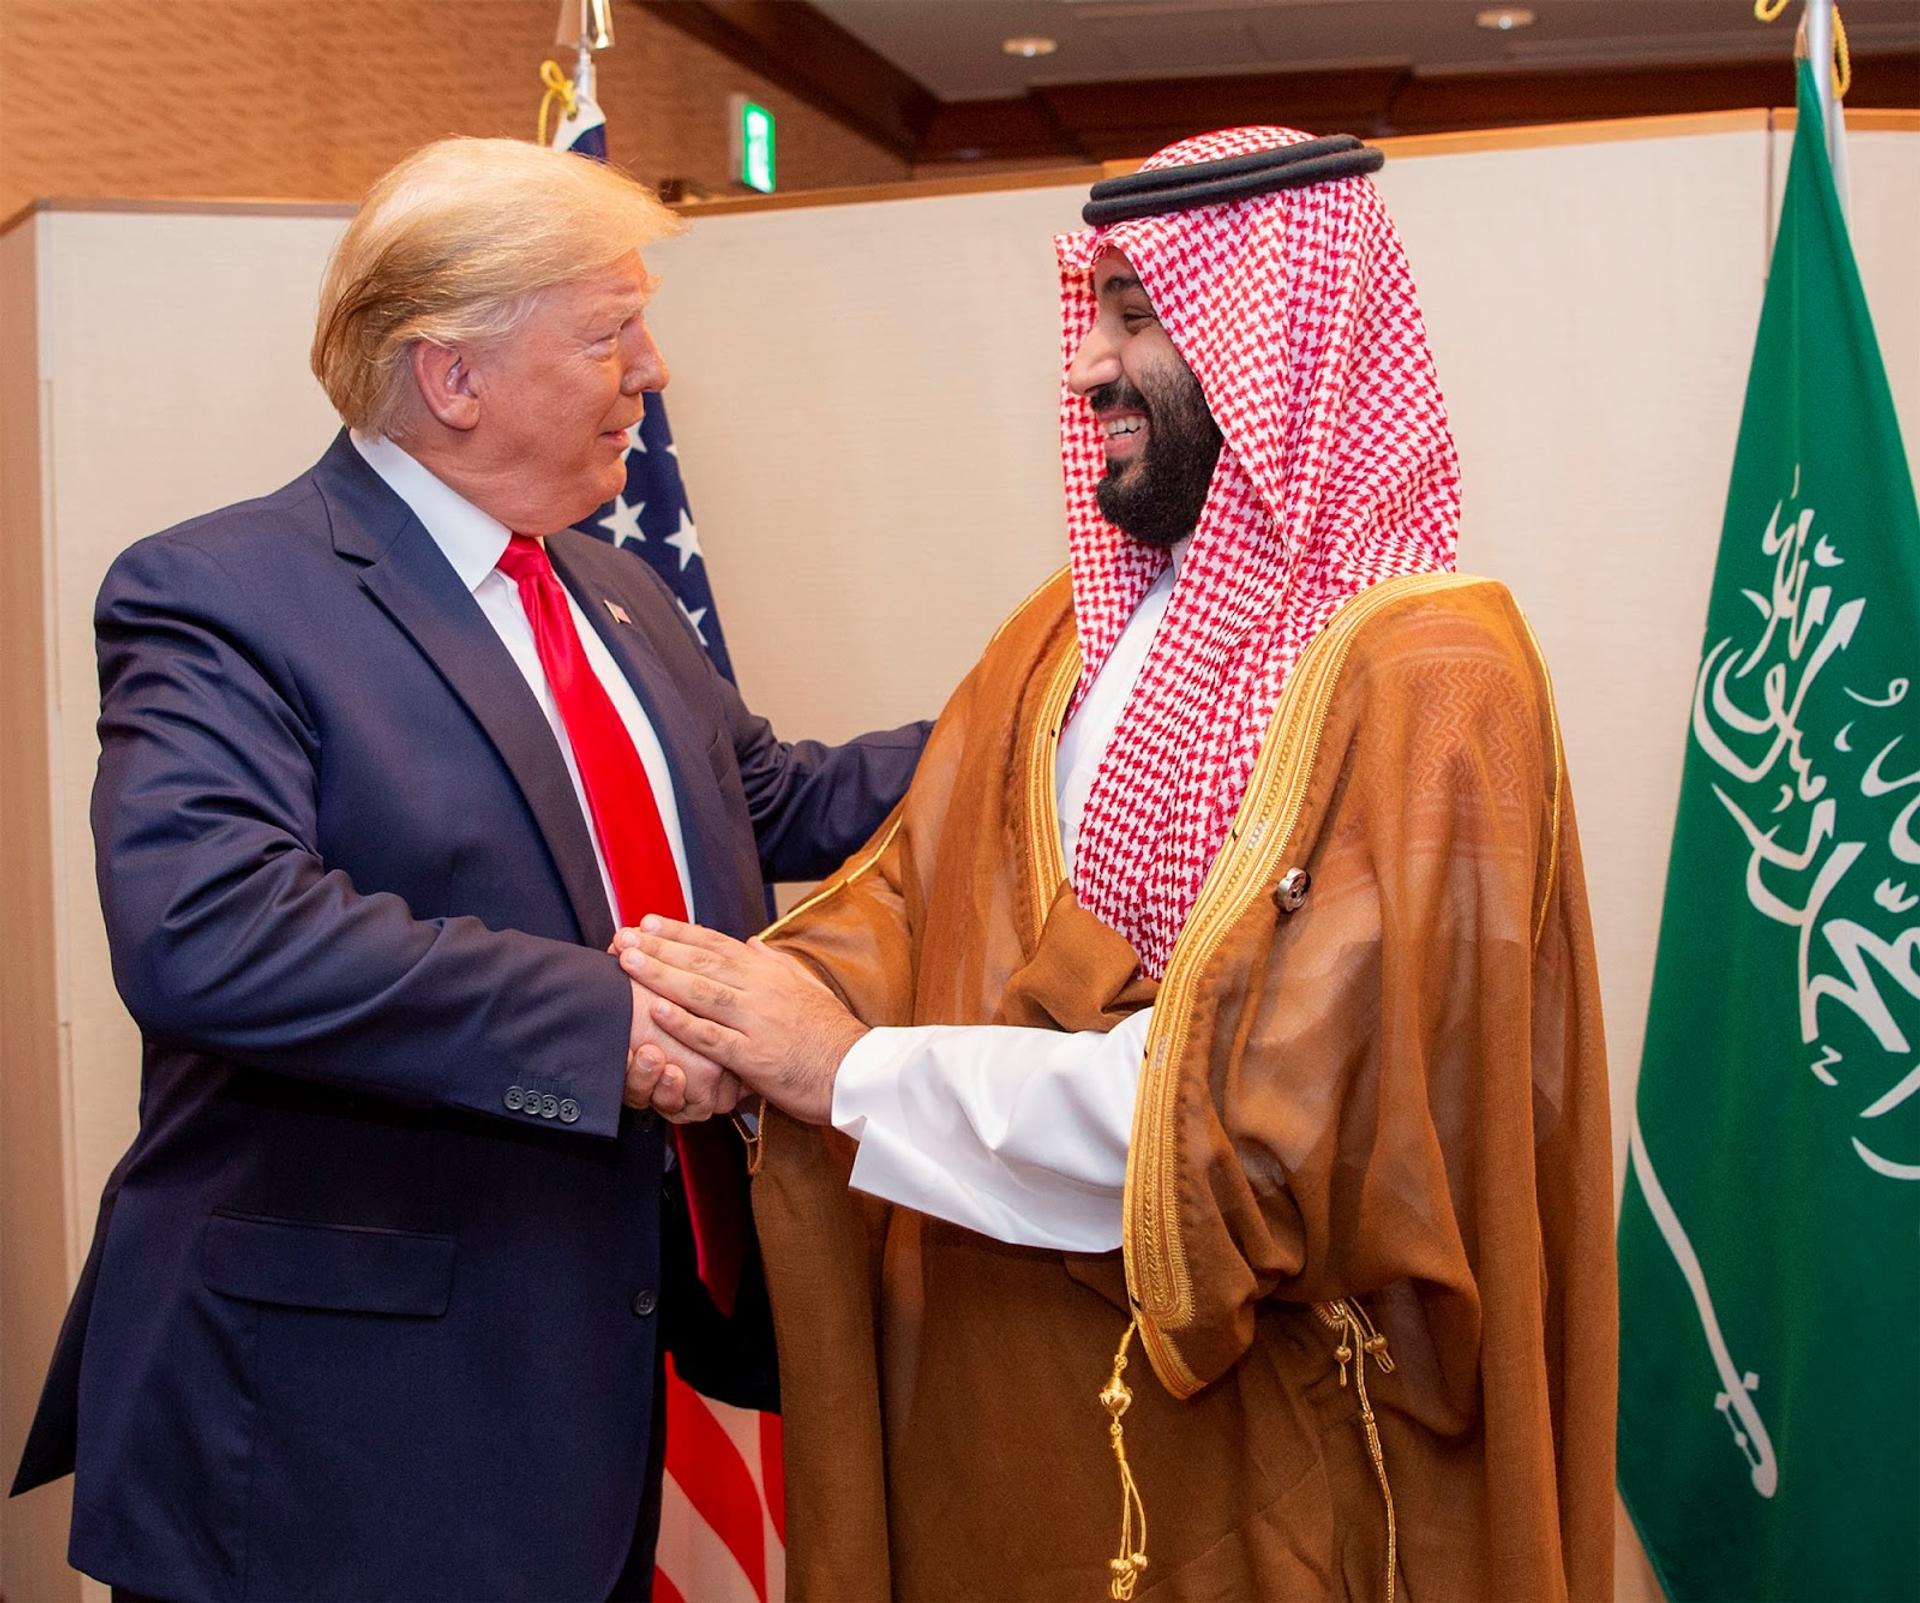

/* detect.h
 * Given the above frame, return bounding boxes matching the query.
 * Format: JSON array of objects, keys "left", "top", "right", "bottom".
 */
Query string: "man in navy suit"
[{"left": 9, "top": 137, "right": 926, "bottom": 1602}]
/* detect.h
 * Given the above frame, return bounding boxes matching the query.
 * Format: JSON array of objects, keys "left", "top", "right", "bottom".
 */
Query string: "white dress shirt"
[
  {"left": 351, "top": 433, "right": 696, "bottom": 924},
  {"left": 831, "top": 547, "right": 1186, "bottom": 1252}
]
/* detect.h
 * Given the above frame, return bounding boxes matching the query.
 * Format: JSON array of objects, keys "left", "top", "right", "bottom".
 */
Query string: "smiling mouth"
[{"left": 1099, "top": 412, "right": 1149, "bottom": 462}]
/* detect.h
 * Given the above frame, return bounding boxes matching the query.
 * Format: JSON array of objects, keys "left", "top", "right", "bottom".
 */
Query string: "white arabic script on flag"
[
  {"left": 1631, "top": 462, "right": 1920, "bottom": 1502},
  {"left": 1692, "top": 467, "right": 1920, "bottom": 1181}
]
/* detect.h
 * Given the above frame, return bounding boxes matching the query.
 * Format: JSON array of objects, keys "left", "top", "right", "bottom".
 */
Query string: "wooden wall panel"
[{"left": 0, "top": 0, "right": 909, "bottom": 226}]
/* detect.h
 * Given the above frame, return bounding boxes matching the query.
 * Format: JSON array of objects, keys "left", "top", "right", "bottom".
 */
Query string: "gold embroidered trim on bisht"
[
  {"left": 1120, "top": 572, "right": 1485, "bottom": 1396},
  {"left": 1510, "top": 601, "right": 1567, "bottom": 950},
  {"left": 1025, "top": 637, "right": 1082, "bottom": 937}
]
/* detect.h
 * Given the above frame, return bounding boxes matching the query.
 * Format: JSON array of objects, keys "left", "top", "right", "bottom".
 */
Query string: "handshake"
[{"left": 615, "top": 916, "right": 867, "bottom": 1128}]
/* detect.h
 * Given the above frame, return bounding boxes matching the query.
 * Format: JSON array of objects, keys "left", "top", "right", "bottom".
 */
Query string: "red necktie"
[{"left": 496, "top": 534, "right": 745, "bottom": 1314}]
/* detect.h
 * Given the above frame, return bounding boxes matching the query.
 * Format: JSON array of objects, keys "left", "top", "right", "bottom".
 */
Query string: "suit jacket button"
[
  {"left": 559, "top": 1098, "right": 581, "bottom": 1124},
  {"left": 539, "top": 1093, "right": 560, "bottom": 1119},
  {"left": 504, "top": 1087, "right": 526, "bottom": 1111},
  {"left": 632, "top": 1290, "right": 657, "bottom": 1318}
]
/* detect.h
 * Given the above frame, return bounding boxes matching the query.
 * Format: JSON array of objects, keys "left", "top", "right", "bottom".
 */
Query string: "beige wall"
[{"left": 0, "top": 0, "right": 908, "bottom": 228}]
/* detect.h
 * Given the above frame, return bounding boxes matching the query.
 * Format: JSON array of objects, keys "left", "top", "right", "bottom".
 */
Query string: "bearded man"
[{"left": 617, "top": 128, "right": 1617, "bottom": 1602}]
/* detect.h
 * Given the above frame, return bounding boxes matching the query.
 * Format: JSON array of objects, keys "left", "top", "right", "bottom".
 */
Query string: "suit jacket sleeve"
[
  {"left": 715, "top": 663, "right": 930, "bottom": 885},
  {"left": 92, "top": 534, "right": 631, "bottom": 1136}
]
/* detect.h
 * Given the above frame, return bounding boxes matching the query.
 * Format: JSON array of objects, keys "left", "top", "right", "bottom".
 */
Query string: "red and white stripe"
[{"left": 654, "top": 1362, "right": 786, "bottom": 1603}]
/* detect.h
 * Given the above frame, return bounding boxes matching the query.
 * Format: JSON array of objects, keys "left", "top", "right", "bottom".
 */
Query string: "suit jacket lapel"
[
  {"left": 313, "top": 436, "right": 615, "bottom": 948},
  {"left": 548, "top": 538, "right": 732, "bottom": 926}
]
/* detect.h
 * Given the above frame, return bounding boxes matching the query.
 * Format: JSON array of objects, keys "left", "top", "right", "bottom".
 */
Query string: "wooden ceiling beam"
[
  {"left": 922, "top": 52, "right": 1920, "bottom": 166},
  {"left": 637, "top": 1, "right": 1918, "bottom": 169},
  {"left": 1389, "top": 52, "right": 1920, "bottom": 133},
  {"left": 639, "top": 1, "right": 937, "bottom": 162},
  {"left": 920, "top": 98, "right": 1095, "bottom": 165},
  {"left": 1031, "top": 69, "right": 1410, "bottom": 160}
]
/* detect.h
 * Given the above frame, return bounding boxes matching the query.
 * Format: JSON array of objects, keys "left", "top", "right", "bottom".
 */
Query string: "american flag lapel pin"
[{"left": 605, "top": 600, "right": 633, "bottom": 626}]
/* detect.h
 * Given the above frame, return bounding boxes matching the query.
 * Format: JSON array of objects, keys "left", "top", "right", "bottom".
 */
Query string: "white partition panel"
[{"left": 1, "top": 116, "right": 1915, "bottom": 1603}]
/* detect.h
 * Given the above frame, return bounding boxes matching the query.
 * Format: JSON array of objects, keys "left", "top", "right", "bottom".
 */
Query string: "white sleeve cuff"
[{"left": 826, "top": 1012, "right": 1154, "bottom": 1253}]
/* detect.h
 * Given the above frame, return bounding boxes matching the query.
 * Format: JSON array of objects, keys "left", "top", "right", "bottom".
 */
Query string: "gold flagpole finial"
[
  {"left": 556, "top": 0, "right": 614, "bottom": 54},
  {"left": 554, "top": 0, "right": 614, "bottom": 104}
]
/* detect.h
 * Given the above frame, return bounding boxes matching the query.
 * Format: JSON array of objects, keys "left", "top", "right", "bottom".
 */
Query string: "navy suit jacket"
[{"left": 11, "top": 433, "right": 927, "bottom": 1602}]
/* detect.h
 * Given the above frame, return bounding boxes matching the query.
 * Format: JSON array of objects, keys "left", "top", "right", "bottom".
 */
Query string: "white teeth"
[{"left": 1105, "top": 416, "right": 1144, "bottom": 440}]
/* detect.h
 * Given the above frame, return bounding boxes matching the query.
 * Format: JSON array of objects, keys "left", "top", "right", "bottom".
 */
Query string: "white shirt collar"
[
  {"left": 350, "top": 431, "right": 516, "bottom": 593},
  {"left": 1137, "top": 536, "right": 1190, "bottom": 598}
]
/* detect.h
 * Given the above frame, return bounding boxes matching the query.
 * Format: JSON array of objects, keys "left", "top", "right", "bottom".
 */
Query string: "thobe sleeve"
[{"left": 829, "top": 1009, "right": 1153, "bottom": 1251}]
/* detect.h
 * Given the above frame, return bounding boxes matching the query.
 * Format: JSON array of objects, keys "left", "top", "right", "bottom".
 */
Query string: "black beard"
[{"left": 1090, "top": 374, "right": 1223, "bottom": 549}]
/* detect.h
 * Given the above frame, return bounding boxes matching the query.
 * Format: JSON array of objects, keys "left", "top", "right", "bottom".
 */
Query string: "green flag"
[{"left": 1617, "top": 62, "right": 1920, "bottom": 1603}]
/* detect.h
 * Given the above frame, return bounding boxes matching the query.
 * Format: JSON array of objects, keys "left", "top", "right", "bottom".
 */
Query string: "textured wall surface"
[{"left": 0, "top": 0, "right": 908, "bottom": 225}]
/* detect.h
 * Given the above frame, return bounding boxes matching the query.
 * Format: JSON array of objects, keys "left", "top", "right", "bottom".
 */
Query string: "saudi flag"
[{"left": 1617, "top": 62, "right": 1920, "bottom": 1602}]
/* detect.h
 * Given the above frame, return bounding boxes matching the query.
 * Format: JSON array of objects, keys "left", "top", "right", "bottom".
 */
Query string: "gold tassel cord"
[
  {"left": 1314, "top": 1300, "right": 1399, "bottom": 1603},
  {"left": 730, "top": 1105, "right": 764, "bottom": 1174},
  {"left": 1755, "top": 0, "right": 1852, "bottom": 98},
  {"left": 537, "top": 58, "right": 579, "bottom": 147},
  {"left": 1099, "top": 1319, "right": 1151, "bottom": 1600},
  {"left": 1098, "top": 1306, "right": 1390, "bottom": 1599}
]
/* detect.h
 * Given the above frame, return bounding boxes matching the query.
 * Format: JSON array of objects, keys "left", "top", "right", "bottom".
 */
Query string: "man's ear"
[{"left": 410, "top": 340, "right": 482, "bottom": 432}]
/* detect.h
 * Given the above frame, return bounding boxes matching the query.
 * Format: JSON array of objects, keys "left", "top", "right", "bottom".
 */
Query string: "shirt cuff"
[
  {"left": 825, "top": 1022, "right": 1136, "bottom": 1253},
  {"left": 830, "top": 1025, "right": 921, "bottom": 1144}
]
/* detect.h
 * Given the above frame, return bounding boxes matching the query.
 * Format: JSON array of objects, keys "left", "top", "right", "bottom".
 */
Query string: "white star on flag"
[
  {"left": 664, "top": 510, "right": 704, "bottom": 571},
  {"left": 572, "top": 355, "right": 733, "bottom": 677},
  {"left": 596, "top": 494, "right": 646, "bottom": 547}
]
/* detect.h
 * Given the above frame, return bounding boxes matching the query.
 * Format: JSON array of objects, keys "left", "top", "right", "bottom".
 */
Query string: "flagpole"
[
  {"left": 1803, "top": 0, "right": 1837, "bottom": 162},
  {"left": 557, "top": 0, "right": 614, "bottom": 100}
]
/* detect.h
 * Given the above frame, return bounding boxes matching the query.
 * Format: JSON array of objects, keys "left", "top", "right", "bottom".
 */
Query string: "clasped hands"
[{"left": 617, "top": 916, "right": 866, "bottom": 1126}]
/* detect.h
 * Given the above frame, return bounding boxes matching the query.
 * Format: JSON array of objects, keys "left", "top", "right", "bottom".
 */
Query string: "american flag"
[
  {"left": 549, "top": 74, "right": 734, "bottom": 681},
  {"left": 550, "top": 68, "right": 785, "bottom": 1603},
  {"left": 582, "top": 392, "right": 735, "bottom": 682}
]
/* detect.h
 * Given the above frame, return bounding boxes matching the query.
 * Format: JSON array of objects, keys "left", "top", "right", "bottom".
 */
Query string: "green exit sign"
[{"left": 731, "top": 96, "right": 777, "bottom": 194}]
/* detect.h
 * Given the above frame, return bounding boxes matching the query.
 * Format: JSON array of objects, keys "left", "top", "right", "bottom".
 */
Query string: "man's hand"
[
  {"left": 625, "top": 976, "right": 740, "bottom": 1123},
  {"left": 613, "top": 918, "right": 866, "bottom": 1126}
]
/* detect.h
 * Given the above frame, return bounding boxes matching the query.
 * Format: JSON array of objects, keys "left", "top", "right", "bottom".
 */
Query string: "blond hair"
[{"left": 312, "top": 137, "right": 684, "bottom": 435}]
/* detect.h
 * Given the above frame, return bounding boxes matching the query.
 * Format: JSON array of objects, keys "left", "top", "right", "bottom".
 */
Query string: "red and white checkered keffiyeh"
[{"left": 1058, "top": 126, "right": 1461, "bottom": 978}]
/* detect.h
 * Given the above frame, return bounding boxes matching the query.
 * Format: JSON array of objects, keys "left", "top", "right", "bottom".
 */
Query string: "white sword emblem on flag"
[{"left": 1628, "top": 1115, "right": 1779, "bottom": 1497}]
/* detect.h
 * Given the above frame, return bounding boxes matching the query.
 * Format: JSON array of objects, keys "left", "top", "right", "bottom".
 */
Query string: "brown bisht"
[{"left": 751, "top": 570, "right": 1616, "bottom": 1602}]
